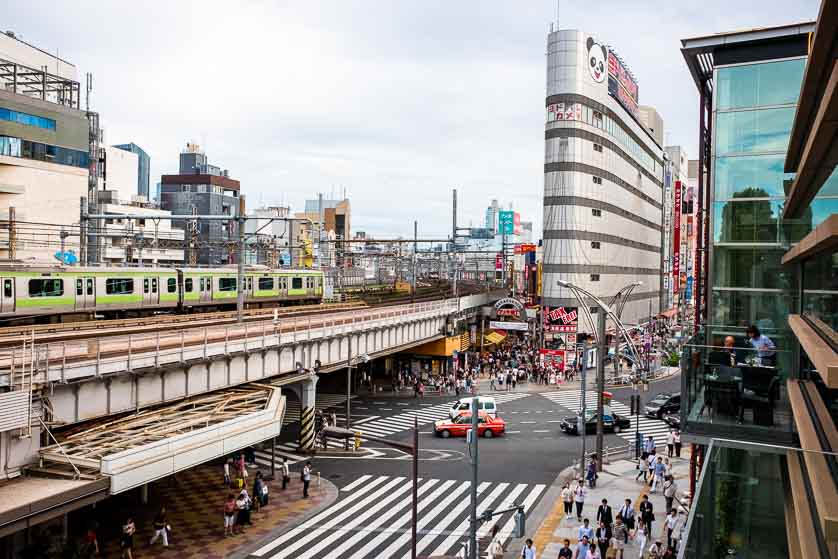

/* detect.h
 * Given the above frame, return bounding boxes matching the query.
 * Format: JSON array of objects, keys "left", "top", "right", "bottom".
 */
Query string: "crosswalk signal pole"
[
  {"left": 469, "top": 399, "right": 479, "bottom": 559},
  {"left": 412, "top": 415, "right": 418, "bottom": 559}
]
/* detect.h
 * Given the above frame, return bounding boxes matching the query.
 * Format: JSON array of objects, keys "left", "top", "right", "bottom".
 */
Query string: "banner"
[
  {"left": 673, "top": 180, "right": 682, "bottom": 294},
  {"left": 543, "top": 306, "right": 579, "bottom": 333},
  {"left": 539, "top": 349, "right": 566, "bottom": 370},
  {"left": 489, "top": 321, "right": 528, "bottom": 331}
]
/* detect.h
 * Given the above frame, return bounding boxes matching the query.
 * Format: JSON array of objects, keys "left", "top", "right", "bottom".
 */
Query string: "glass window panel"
[
  {"left": 712, "top": 246, "right": 789, "bottom": 289},
  {"left": 717, "top": 58, "right": 805, "bottom": 110},
  {"left": 714, "top": 155, "right": 794, "bottom": 199},
  {"left": 779, "top": 198, "right": 838, "bottom": 243},
  {"left": 713, "top": 200, "right": 779, "bottom": 243},
  {"left": 715, "top": 107, "right": 795, "bottom": 156},
  {"left": 712, "top": 289, "right": 795, "bottom": 332},
  {"left": 802, "top": 249, "right": 838, "bottom": 332}
]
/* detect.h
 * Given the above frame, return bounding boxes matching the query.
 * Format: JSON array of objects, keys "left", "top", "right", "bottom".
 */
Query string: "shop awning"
[
  {"left": 484, "top": 331, "right": 507, "bottom": 346},
  {"left": 657, "top": 308, "right": 678, "bottom": 319}
]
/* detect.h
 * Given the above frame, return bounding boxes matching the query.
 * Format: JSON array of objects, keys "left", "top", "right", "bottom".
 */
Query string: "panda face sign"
[{"left": 586, "top": 37, "right": 607, "bottom": 84}]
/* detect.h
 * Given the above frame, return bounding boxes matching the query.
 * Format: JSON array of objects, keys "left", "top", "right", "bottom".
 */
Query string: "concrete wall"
[
  {"left": 0, "top": 32, "right": 77, "bottom": 81},
  {"left": 0, "top": 90, "right": 89, "bottom": 151},
  {"left": 102, "top": 146, "right": 138, "bottom": 202}
]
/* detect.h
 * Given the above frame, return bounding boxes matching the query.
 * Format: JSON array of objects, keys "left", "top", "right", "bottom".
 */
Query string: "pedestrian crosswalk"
[
  {"left": 248, "top": 475, "right": 546, "bottom": 559},
  {"left": 283, "top": 393, "right": 355, "bottom": 426},
  {"left": 539, "top": 390, "right": 672, "bottom": 448},
  {"left": 352, "top": 393, "right": 531, "bottom": 439}
]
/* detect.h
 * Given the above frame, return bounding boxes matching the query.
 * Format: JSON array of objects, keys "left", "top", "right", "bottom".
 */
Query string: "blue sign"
[
  {"left": 497, "top": 211, "right": 514, "bottom": 235},
  {"left": 685, "top": 276, "right": 693, "bottom": 300}
]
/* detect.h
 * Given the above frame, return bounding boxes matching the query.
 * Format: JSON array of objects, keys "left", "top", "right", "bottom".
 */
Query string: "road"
[{"left": 248, "top": 373, "right": 681, "bottom": 559}]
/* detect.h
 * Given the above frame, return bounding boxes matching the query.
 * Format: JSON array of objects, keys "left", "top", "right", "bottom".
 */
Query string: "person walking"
[
  {"left": 663, "top": 476, "right": 678, "bottom": 513},
  {"left": 575, "top": 535, "right": 591, "bottom": 559},
  {"left": 280, "top": 457, "right": 290, "bottom": 490},
  {"left": 636, "top": 454, "right": 649, "bottom": 483},
  {"left": 223, "top": 458, "right": 232, "bottom": 488},
  {"left": 253, "top": 470, "right": 267, "bottom": 510},
  {"left": 648, "top": 540, "right": 665, "bottom": 559},
  {"left": 558, "top": 539, "right": 573, "bottom": 559},
  {"left": 521, "top": 538, "right": 536, "bottom": 559},
  {"left": 639, "top": 495, "right": 654, "bottom": 538},
  {"left": 120, "top": 516, "right": 135, "bottom": 559},
  {"left": 612, "top": 516, "right": 628, "bottom": 559},
  {"left": 586, "top": 458, "right": 598, "bottom": 488},
  {"left": 632, "top": 519, "right": 648, "bottom": 559},
  {"left": 577, "top": 518, "right": 594, "bottom": 543},
  {"left": 664, "top": 509, "right": 678, "bottom": 549},
  {"left": 236, "top": 489, "right": 252, "bottom": 530},
  {"left": 561, "top": 483, "right": 574, "bottom": 521},
  {"left": 673, "top": 430, "right": 682, "bottom": 458},
  {"left": 594, "top": 521, "right": 611, "bottom": 558},
  {"left": 644, "top": 436, "right": 656, "bottom": 456},
  {"left": 619, "top": 499, "right": 635, "bottom": 533},
  {"left": 223, "top": 494, "right": 237, "bottom": 537},
  {"left": 666, "top": 430, "right": 675, "bottom": 458},
  {"left": 488, "top": 525, "right": 504, "bottom": 558},
  {"left": 651, "top": 457, "right": 665, "bottom": 493},
  {"left": 574, "top": 479, "right": 586, "bottom": 521},
  {"left": 302, "top": 461, "right": 312, "bottom": 498},
  {"left": 597, "top": 499, "right": 613, "bottom": 529},
  {"left": 149, "top": 506, "right": 169, "bottom": 548}
]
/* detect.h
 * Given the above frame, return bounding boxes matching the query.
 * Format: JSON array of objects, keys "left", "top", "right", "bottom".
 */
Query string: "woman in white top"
[
  {"left": 561, "top": 483, "right": 574, "bottom": 521},
  {"left": 633, "top": 519, "right": 648, "bottom": 559},
  {"left": 666, "top": 431, "right": 675, "bottom": 457}
]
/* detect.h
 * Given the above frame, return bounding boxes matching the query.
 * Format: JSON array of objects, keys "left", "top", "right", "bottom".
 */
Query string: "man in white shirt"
[{"left": 521, "top": 538, "right": 536, "bottom": 559}]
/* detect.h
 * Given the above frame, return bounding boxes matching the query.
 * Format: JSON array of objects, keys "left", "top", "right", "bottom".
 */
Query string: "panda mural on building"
[{"left": 586, "top": 37, "right": 607, "bottom": 83}]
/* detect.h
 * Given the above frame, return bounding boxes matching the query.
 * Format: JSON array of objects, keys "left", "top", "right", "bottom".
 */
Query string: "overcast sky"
[{"left": 5, "top": 0, "right": 819, "bottom": 238}]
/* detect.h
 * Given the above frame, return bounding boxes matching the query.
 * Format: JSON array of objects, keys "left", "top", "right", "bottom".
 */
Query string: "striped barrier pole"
[{"left": 299, "top": 405, "right": 316, "bottom": 451}]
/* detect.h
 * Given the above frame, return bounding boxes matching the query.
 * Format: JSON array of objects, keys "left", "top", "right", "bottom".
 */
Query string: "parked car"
[
  {"left": 645, "top": 392, "right": 681, "bottom": 419},
  {"left": 662, "top": 412, "right": 681, "bottom": 429},
  {"left": 559, "top": 411, "right": 631, "bottom": 435},
  {"left": 434, "top": 413, "right": 506, "bottom": 438},
  {"left": 449, "top": 396, "right": 497, "bottom": 420}
]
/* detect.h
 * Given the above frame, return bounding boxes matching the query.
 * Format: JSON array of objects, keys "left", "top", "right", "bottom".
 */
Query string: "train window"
[
  {"left": 292, "top": 277, "right": 302, "bottom": 290},
  {"left": 199, "top": 277, "right": 205, "bottom": 291},
  {"left": 258, "top": 277, "right": 274, "bottom": 291},
  {"left": 219, "top": 278, "right": 237, "bottom": 292},
  {"left": 247, "top": 277, "right": 253, "bottom": 291},
  {"left": 29, "top": 279, "right": 63, "bottom": 298},
  {"left": 76, "top": 279, "right": 83, "bottom": 296},
  {"left": 106, "top": 278, "right": 133, "bottom": 295},
  {"left": 152, "top": 278, "right": 158, "bottom": 293},
  {"left": 144, "top": 279, "right": 149, "bottom": 293},
  {"left": 204, "top": 277, "right": 211, "bottom": 291},
  {"left": 86, "top": 279, "right": 93, "bottom": 295},
  {"left": 4, "top": 279, "right": 12, "bottom": 298},
  {"left": 185, "top": 278, "right": 194, "bottom": 292},
  {"left": 167, "top": 278, "right": 176, "bottom": 293}
]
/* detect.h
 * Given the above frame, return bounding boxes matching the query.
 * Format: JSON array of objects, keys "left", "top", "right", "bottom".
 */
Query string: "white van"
[{"left": 449, "top": 396, "right": 497, "bottom": 420}]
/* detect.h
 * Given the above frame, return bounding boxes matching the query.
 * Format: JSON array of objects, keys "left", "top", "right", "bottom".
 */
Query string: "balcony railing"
[{"left": 680, "top": 332, "right": 795, "bottom": 444}]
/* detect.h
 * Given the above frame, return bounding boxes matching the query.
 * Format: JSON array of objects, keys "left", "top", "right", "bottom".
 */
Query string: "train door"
[
  {"left": 74, "top": 277, "right": 95, "bottom": 311},
  {"left": 142, "top": 277, "right": 157, "bottom": 306},
  {"left": 200, "top": 276, "right": 212, "bottom": 303},
  {"left": 0, "top": 277, "right": 15, "bottom": 313},
  {"left": 150, "top": 276, "right": 160, "bottom": 306}
]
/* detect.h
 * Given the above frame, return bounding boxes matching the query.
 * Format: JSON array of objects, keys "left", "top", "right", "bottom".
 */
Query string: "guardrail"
[{"left": 1, "top": 293, "right": 497, "bottom": 385}]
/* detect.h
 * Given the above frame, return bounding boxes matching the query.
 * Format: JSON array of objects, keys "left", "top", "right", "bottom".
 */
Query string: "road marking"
[
  {"left": 519, "top": 421, "right": 537, "bottom": 424},
  {"left": 380, "top": 408, "right": 393, "bottom": 411},
  {"left": 506, "top": 430, "right": 521, "bottom": 434},
  {"left": 352, "top": 416, "right": 380, "bottom": 425},
  {"left": 397, "top": 402, "right": 409, "bottom": 406},
  {"left": 533, "top": 430, "right": 550, "bottom": 433},
  {"left": 340, "top": 475, "right": 373, "bottom": 492},
  {"left": 548, "top": 420, "right": 562, "bottom": 423}
]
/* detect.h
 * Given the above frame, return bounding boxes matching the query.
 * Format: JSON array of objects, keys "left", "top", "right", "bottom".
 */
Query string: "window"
[
  {"left": 152, "top": 278, "right": 158, "bottom": 293},
  {"left": 167, "top": 278, "right": 177, "bottom": 293},
  {"left": 204, "top": 277, "right": 210, "bottom": 291},
  {"left": 29, "top": 278, "right": 63, "bottom": 297},
  {"left": 144, "top": 278, "right": 149, "bottom": 293},
  {"left": 185, "top": 278, "right": 194, "bottom": 292},
  {"left": 0, "top": 135, "right": 88, "bottom": 168},
  {"left": 592, "top": 209, "right": 602, "bottom": 217},
  {"left": 590, "top": 274, "right": 600, "bottom": 281},
  {"left": 3, "top": 279, "right": 12, "bottom": 298},
  {"left": 258, "top": 277, "right": 274, "bottom": 291},
  {"left": 219, "top": 278, "right": 237, "bottom": 292},
  {"left": 591, "top": 241, "right": 601, "bottom": 249},
  {"left": 247, "top": 277, "right": 253, "bottom": 291},
  {"left": 76, "top": 278, "right": 83, "bottom": 296},
  {"left": 292, "top": 277, "right": 303, "bottom": 290},
  {"left": 714, "top": 154, "right": 794, "bottom": 200},
  {"left": 199, "top": 277, "right": 205, "bottom": 291},
  {"left": 87, "top": 279, "right": 93, "bottom": 296},
  {"left": 715, "top": 107, "right": 795, "bottom": 156},
  {"left": 716, "top": 58, "right": 805, "bottom": 110},
  {"left": 592, "top": 176, "right": 602, "bottom": 185},
  {"left": 593, "top": 143, "right": 603, "bottom": 153},
  {"left": 0, "top": 107, "right": 56, "bottom": 130},
  {"left": 105, "top": 278, "right": 133, "bottom": 295},
  {"left": 590, "top": 306, "right": 599, "bottom": 314}
]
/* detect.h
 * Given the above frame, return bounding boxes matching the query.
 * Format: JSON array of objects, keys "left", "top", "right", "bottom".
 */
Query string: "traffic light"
[
  {"left": 354, "top": 431, "right": 362, "bottom": 451},
  {"left": 513, "top": 507, "right": 526, "bottom": 538}
]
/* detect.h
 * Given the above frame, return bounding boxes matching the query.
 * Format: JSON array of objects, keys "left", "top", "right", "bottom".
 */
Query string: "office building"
[
  {"left": 679, "top": 14, "right": 838, "bottom": 559},
  {"left": 244, "top": 205, "right": 291, "bottom": 266},
  {"left": 114, "top": 142, "right": 150, "bottom": 199},
  {"left": 0, "top": 31, "right": 91, "bottom": 262},
  {"left": 542, "top": 28, "right": 665, "bottom": 333},
  {"left": 102, "top": 145, "right": 138, "bottom": 202},
  {"left": 638, "top": 105, "right": 665, "bottom": 146},
  {"left": 160, "top": 143, "right": 240, "bottom": 265}
]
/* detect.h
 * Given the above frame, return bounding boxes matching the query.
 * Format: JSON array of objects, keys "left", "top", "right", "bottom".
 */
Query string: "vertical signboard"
[
  {"left": 607, "top": 50, "right": 640, "bottom": 118},
  {"left": 672, "top": 180, "right": 682, "bottom": 294},
  {"left": 495, "top": 253, "right": 503, "bottom": 271},
  {"left": 497, "top": 211, "right": 515, "bottom": 235}
]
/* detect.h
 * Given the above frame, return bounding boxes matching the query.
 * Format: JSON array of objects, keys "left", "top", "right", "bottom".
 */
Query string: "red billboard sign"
[
  {"left": 543, "top": 306, "right": 579, "bottom": 333},
  {"left": 539, "top": 349, "right": 566, "bottom": 370},
  {"left": 514, "top": 243, "right": 537, "bottom": 254},
  {"left": 673, "top": 180, "right": 682, "bottom": 294},
  {"left": 607, "top": 50, "right": 639, "bottom": 118},
  {"left": 495, "top": 253, "right": 503, "bottom": 271}
]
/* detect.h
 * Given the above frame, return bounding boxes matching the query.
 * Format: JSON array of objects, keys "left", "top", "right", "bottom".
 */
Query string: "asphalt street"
[{"left": 247, "top": 373, "right": 681, "bottom": 559}]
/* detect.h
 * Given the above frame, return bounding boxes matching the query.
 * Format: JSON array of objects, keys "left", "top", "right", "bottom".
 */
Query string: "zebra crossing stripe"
[
  {"left": 475, "top": 484, "right": 545, "bottom": 558},
  {"left": 428, "top": 482, "right": 510, "bottom": 557},
  {"left": 415, "top": 482, "right": 491, "bottom": 554},
  {"left": 251, "top": 475, "right": 392, "bottom": 557},
  {"left": 340, "top": 475, "right": 372, "bottom": 492},
  {"left": 344, "top": 480, "right": 458, "bottom": 559}
]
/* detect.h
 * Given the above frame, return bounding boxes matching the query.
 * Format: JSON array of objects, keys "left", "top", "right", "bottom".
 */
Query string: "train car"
[
  {"left": 0, "top": 265, "right": 180, "bottom": 321},
  {"left": 178, "top": 267, "right": 324, "bottom": 311}
]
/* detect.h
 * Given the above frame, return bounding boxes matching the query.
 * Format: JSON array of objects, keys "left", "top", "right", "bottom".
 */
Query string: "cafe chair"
[
  {"left": 743, "top": 376, "right": 780, "bottom": 426},
  {"left": 708, "top": 351, "right": 732, "bottom": 366}
]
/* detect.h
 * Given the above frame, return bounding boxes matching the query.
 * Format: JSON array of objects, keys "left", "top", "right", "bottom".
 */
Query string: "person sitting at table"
[
  {"left": 723, "top": 336, "right": 738, "bottom": 366},
  {"left": 746, "top": 325, "right": 776, "bottom": 366}
]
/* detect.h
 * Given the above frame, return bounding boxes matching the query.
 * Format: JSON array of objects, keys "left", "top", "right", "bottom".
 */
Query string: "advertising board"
[
  {"left": 539, "top": 349, "right": 566, "bottom": 370},
  {"left": 497, "top": 211, "right": 515, "bottom": 235},
  {"left": 489, "top": 321, "right": 528, "bottom": 332},
  {"left": 607, "top": 49, "right": 639, "bottom": 118},
  {"left": 543, "top": 306, "right": 579, "bottom": 333},
  {"left": 673, "top": 180, "right": 682, "bottom": 294}
]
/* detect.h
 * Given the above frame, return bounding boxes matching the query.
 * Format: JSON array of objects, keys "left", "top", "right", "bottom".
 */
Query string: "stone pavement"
[
  {"left": 529, "top": 452, "right": 690, "bottom": 559},
  {"left": 94, "top": 460, "right": 337, "bottom": 559}
]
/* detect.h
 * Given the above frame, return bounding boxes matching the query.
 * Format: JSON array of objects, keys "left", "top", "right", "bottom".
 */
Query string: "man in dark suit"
[
  {"left": 596, "top": 498, "right": 613, "bottom": 528},
  {"left": 640, "top": 494, "right": 654, "bottom": 536}
]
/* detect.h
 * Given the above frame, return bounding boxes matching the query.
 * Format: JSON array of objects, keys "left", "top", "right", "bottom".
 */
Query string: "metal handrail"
[{"left": 38, "top": 417, "right": 81, "bottom": 478}]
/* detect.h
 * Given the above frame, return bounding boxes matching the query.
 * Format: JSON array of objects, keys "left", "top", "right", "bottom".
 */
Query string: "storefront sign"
[
  {"left": 514, "top": 243, "right": 537, "bottom": 254},
  {"left": 543, "top": 306, "right": 579, "bottom": 333},
  {"left": 673, "top": 180, "right": 682, "bottom": 294},
  {"left": 495, "top": 253, "right": 504, "bottom": 271},
  {"left": 494, "top": 297, "right": 524, "bottom": 311},
  {"left": 539, "top": 349, "right": 566, "bottom": 370},
  {"left": 489, "top": 321, "right": 528, "bottom": 331},
  {"left": 497, "top": 308, "right": 520, "bottom": 317}
]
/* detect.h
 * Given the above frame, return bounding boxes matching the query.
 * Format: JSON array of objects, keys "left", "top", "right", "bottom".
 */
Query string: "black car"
[
  {"left": 559, "top": 412, "right": 631, "bottom": 435},
  {"left": 645, "top": 392, "right": 681, "bottom": 419},
  {"left": 662, "top": 412, "right": 681, "bottom": 429}
]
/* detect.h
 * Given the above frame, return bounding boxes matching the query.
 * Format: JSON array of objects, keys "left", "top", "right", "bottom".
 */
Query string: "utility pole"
[
  {"left": 79, "top": 197, "right": 87, "bottom": 264},
  {"left": 346, "top": 343, "right": 352, "bottom": 450},
  {"left": 236, "top": 196, "right": 246, "bottom": 322},
  {"left": 7, "top": 206, "right": 15, "bottom": 261},
  {"left": 412, "top": 220, "right": 418, "bottom": 297},
  {"left": 469, "top": 398, "right": 479, "bottom": 559},
  {"left": 580, "top": 342, "right": 588, "bottom": 473},
  {"left": 595, "top": 309, "right": 606, "bottom": 470}
]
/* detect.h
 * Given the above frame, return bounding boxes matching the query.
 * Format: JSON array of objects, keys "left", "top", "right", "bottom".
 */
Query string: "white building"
[
  {"left": 542, "top": 28, "right": 665, "bottom": 332},
  {"left": 102, "top": 145, "right": 139, "bottom": 202}
]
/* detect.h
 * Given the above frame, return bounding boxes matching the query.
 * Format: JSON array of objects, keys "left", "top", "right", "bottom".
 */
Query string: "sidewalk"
[
  {"left": 94, "top": 461, "right": 338, "bottom": 559},
  {"left": 529, "top": 452, "right": 690, "bottom": 559}
]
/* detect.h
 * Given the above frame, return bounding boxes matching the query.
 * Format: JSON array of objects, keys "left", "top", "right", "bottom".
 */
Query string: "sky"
[{"left": 5, "top": 0, "right": 819, "bottom": 239}]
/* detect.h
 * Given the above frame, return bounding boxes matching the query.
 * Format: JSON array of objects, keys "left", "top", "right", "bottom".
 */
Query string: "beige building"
[{"left": 0, "top": 32, "right": 91, "bottom": 262}]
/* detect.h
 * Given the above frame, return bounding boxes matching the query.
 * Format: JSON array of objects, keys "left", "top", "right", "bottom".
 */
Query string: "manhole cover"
[{"left": 329, "top": 473, "right": 343, "bottom": 480}]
